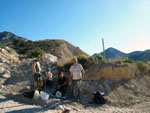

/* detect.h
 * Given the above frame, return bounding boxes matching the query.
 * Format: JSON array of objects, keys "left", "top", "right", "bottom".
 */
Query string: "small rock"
[
  {"left": 130, "top": 85, "right": 135, "bottom": 89},
  {"left": 0, "top": 58, "right": 6, "bottom": 63},
  {"left": 55, "top": 105, "right": 64, "bottom": 110},
  {"left": 2, "top": 73, "right": 11, "bottom": 78},
  {"left": 0, "top": 67, "right": 5, "bottom": 74},
  {"left": 4, "top": 70, "right": 10, "bottom": 74},
  {"left": 26, "top": 86, "right": 31, "bottom": 90},
  {"left": 0, "top": 85, "right": 5, "bottom": 89}
]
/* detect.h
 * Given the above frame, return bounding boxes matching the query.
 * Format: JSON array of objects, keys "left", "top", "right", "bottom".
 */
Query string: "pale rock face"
[
  {"left": 42, "top": 53, "right": 58, "bottom": 64},
  {"left": 0, "top": 67, "right": 5, "bottom": 74},
  {"left": 0, "top": 47, "right": 19, "bottom": 63},
  {"left": 85, "top": 63, "right": 139, "bottom": 81},
  {"left": 2, "top": 73, "right": 11, "bottom": 78}
]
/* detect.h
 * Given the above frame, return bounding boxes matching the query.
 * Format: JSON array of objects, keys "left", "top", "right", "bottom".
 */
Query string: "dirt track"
[{"left": 1, "top": 94, "right": 150, "bottom": 113}]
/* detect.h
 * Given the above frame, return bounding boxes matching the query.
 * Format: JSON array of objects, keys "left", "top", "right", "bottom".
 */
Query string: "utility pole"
[{"left": 102, "top": 38, "right": 106, "bottom": 61}]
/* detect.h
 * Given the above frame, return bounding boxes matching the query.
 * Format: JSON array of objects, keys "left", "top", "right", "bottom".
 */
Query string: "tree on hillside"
[
  {"left": 30, "top": 47, "right": 45, "bottom": 58},
  {"left": 13, "top": 37, "right": 20, "bottom": 49},
  {"left": 94, "top": 54, "right": 104, "bottom": 63}
]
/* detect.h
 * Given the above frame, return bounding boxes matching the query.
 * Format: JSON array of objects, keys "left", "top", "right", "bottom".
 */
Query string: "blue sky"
[{"left": 0, "top": 0, "right": 150, "bottom": 55}]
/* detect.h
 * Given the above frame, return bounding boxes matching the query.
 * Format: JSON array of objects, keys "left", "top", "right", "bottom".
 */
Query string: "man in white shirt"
[{"left": 69, "top": 57, "right": 85, "bottom": 102}]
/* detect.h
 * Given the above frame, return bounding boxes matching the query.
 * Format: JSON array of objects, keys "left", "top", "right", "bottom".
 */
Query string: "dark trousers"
[
  {"left": 43, "top": 80, "right": 53, "bottom": 87},
  {"left": 71, "top": 80, "right": 82, "bottom": 99}
]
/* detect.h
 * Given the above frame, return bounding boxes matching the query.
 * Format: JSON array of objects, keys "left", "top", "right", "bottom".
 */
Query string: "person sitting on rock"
[
  {"left": 53, "top": 71, "right": 67, "bottom": 97},
  {"left": 32, "top": 55, "right": 42, "bottom": 89}
]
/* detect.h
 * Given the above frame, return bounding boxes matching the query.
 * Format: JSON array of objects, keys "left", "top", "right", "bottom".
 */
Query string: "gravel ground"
[{"left": 1, "top": 94, "right": 150, "bottom": 113}]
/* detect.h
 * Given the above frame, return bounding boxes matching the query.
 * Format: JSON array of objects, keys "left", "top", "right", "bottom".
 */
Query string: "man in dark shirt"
[{"left": 53, "top": 72, "right": 67, "bottom": 97}]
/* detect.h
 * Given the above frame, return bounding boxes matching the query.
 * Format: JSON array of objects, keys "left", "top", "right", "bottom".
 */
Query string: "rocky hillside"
[
  {"left": 26, "top": 40, "right": 88, "bottom": 64},
  {"left": 0, "top": 31, "right": 88, "bottom": 64},
  {"left": 0, "top": 31, "right": 27, "bottom": 46},
  {"left": 0, "top": 46, "right": 150, "bottom": 112}
]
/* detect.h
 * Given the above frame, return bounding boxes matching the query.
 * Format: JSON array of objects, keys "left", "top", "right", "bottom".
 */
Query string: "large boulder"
[{"left": 42, "top": 53, "right": 58, "bottom": 65}]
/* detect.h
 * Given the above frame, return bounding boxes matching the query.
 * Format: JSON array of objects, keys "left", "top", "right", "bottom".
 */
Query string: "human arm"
[
  {"left": 81, "top": 69, "right": 85, "bottom": 80},
  {"left": 57, "top": 77, "right": 67, "bottom": 88},
  {"left": 32, "top": 63, "right": 36, "bottom": 74},
  {"left": 69, "top": 66, "right": 73, "bottom": 85}
]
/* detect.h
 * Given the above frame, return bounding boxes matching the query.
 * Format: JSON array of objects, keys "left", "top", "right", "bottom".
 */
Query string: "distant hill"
[
  {"left": 100, "top": 47, "right": 127, "bottom": 59},
  {"left": 94, "top": 47, "right": 150, "bottom": 62},
  {"left": 0, "top": 31, "right": 27, "bottom": 46},
  {"left": 0, "top": 31, "right": 88, "bottom": 64},
  {"left": 128, "top": 50, "right": 150, "bottom": 62}
]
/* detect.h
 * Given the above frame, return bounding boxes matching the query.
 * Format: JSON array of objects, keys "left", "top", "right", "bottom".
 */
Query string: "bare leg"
[
  {"left": 37, "top": 81, "right": 42, "bottom": 89},
  {"left": 34, "top": 81, "right": 38, "bottom": 89}
]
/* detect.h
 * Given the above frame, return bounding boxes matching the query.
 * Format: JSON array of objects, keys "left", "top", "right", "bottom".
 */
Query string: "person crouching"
[{"left": 53, "top": 72, "right": 67, "bottom": 97}]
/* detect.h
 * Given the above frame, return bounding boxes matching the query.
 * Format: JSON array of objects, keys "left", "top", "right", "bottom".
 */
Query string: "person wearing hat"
[
  {"left": 69, "top": 57, "right": 85, "bottom": 102},
  {"left": 32, "top": 55, "right": 42, "bottom": 89},
  {"left": 53, "top": 71, "right": 67, "bottom": 97}
]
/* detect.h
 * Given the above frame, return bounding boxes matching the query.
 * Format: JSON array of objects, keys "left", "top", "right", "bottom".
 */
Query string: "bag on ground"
[
  {"left": 93, "top": 91, "right": 107, "bottom": 104},
  {"left": 23, "top": 91, "right": 35, "bottom": 99},
  {"left": 40, "top": 91, "right": 49, "bottom": 100},
  {"left": 55, "top": 90, "right": 62, "bottom": 98},
  {"left": 34, "top": 90, "right": 40, "bottom": 99}
]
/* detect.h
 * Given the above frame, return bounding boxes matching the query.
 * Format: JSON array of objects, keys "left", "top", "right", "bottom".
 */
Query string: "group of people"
[{"left": 32, "top": 55, "right": 85, "bottom": 102}]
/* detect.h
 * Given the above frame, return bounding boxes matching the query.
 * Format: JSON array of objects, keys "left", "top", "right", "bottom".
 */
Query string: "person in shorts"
[{"left": 32, "top": 55, "right": 42, "bottom": 89}]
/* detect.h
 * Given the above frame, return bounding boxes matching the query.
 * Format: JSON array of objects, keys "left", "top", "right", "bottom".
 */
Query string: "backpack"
[
  {"left": 23, "top": 91, "right": 35, "bottom": 99},
  {"left": 93, "top": 92, "right": 107, "bottom": 104}
]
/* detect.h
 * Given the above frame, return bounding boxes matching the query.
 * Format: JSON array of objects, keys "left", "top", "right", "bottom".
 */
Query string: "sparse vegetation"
[
  {"left": 93, "top": 54, "right": 104, "bottom": 63},
  {"left": 148, "top": 61, "right": 150, "bottom": 66},
  {"left": 114, "top": 59, "right": 122, "bottom": 64},
  {"left": 30, "top": 47, "right": 45, "bottom": 58},
  {"left": 12, "top": 37, "right": 33, "bottom": 54},
  {"left": 77, "top": 54, "right": 88, "bottom": 68},
  {"left": 136, "top": 61, "right": 147, "bottom": 72},
  {"left": 122, "top": 57, "right": 133, "bottom": 63},
  {"left": 19, "top": 47, "right": 27, "bottom": 54}
]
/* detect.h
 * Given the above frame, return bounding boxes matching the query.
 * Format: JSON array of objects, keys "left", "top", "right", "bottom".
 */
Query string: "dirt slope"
[{"left": 26, "top": 40, "right": 88, "bottom": 64}]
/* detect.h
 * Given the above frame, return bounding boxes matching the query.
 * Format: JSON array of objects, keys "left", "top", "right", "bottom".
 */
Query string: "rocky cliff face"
[
  {"left": 0, "top": 47, "right": 19, "bottom": 79},
  {"left": 0, "top": 46, "right": 19, "bottom": 63},
  {"left": 85, "top": 63, "right": 139, "bottom": 81}
]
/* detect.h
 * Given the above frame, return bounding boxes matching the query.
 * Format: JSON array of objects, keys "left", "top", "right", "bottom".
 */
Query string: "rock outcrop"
[
  {"left": 85, "top": 63, "right": 139, "bottom": 81},
  {"left": 0, "top": 46, "right": 19, "bottom": 63}
]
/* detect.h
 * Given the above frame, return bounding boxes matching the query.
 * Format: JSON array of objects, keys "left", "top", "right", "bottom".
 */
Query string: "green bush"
[
  {"left": 13, "top": 37, "right": 20, "bottom": 49},
  {"left": 77, "top": 54, "right": 88, "bottom": 67},
  {"left": 122, "top": 57, "right": 133, "bottom": 63},
  {"left": 136, "top": 62, "right": 147, "bottom": 72},
  {"left": 115, "top": 60, "right": 122, "bottom": 64},
  {"left": 58, "top": 54, "right": 89, "bottom": 71},
  {"left": 19, "top": 47, "right": 27, "bottom": 54},
  {"left": 30, "top": 47, "right": 45, "bottom": 58},
  {"left": 93, "top": 54, "right": 104, "bottom": 63}
]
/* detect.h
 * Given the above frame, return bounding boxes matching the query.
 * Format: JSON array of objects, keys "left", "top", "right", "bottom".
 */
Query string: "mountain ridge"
[{"left": 95, "top": 47, "right": 150, "bottom": 62}]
